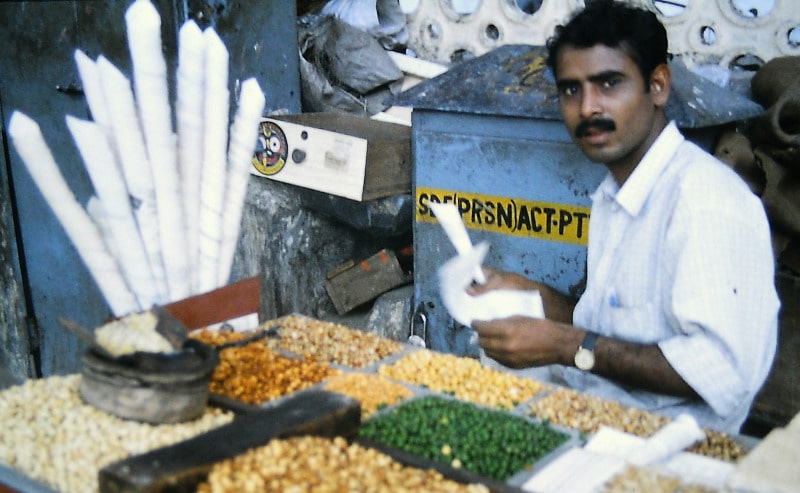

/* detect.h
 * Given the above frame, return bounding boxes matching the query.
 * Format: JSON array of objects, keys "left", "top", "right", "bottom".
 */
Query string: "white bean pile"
[{"left": 0, "top": 375, "right": 234, "bottom": 493}]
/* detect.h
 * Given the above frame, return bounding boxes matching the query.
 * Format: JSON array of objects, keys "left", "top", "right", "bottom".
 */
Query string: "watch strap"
[{"left": 580, "top": 331, "right": 597, "bottom": 351}]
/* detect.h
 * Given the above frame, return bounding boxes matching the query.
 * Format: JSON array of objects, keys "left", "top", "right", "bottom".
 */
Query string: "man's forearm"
[
  {"left": 539, "top": 285, "right": 577, "bottom": 324},
  {"left": 591, "top": 334, "right": 698, "bottom": 398}
]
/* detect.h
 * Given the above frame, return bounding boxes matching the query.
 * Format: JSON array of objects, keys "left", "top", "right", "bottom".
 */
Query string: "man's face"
[{"left": 554, "top": 44, "right": 668, "bottom": 179}]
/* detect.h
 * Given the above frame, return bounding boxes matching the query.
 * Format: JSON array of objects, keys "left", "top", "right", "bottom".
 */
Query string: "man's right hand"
[
  {"left": 466, "top": 266, "right": 541, "bottom": 293},
  {"left": 467, "top": 267, "right": 576, "bottom": 323}
]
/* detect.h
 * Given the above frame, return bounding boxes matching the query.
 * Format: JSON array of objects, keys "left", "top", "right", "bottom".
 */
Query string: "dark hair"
[{"left": 545, "top": 0, "right": 669, "bottom": 87}]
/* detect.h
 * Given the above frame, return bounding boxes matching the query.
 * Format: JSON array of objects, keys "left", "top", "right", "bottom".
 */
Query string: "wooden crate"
[{"left": 250, "top": 113, "right": 411, "bottom": 201}]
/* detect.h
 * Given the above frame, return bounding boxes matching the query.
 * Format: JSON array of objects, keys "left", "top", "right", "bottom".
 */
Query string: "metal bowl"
[{"left": 79, "top": 339, "right": 217, "bottom": 424}]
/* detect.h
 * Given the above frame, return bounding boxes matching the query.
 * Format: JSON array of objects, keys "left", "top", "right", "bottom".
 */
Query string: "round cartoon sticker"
[{"left": 252, "top": 121, "right": 288, "bottom": 176}]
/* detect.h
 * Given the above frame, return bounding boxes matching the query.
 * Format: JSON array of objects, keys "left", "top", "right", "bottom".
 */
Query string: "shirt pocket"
[{"left": 607, "top": 301, "right": 665, "bottom": 344}]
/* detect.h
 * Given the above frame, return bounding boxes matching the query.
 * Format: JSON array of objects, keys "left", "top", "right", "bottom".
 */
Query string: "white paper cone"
[
  {"left": 627, "top": 414, "right": 706, "bottom": 466},
  {"left": 176, "top": 20, "right": 206, "bottom": 293},
  {"left": 217, "top": 78, "right": 266, "bottom": 285},
  {"left": 197, "top": 27, "right": 230, "bottom": 293},
  {"left": 97, "top": 56, "right": 169, "bottom": 302},
  {"left": 66, "top": 116, "right": 161, "bottom": 309},
  {"left": 86, "top": 197, "right": 118, "bottom": 260},
  {"left": 429, "top": 202, "right": 486, "bottom": 284},
  {"left": 438, "top": 242, "right": 544, "bottom": 327},
  {"left": 8, "top": 111, "right": 139, "bottom": 316},
  {"left": 73, "top": 50, "right": 111, "bottom": 130},
  {"left": 126, "top": 0, "right": 190, "bottom": 301}
]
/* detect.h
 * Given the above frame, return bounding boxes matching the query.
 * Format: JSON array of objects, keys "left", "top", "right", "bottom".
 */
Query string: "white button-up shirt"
[{"left": 560, "top": 122, "right": 780, "bottom": 433}]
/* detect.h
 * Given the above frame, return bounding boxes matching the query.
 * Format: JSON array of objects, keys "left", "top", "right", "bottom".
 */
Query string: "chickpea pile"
[
  {"left": 0, "top": 375, "right": 233, "bottom": 493},
  {"left": 377, "top": 349, "right": 545, "bottom": 410},
  {"left": 196, "top": 435, "right": 490, "bottom": 493}
]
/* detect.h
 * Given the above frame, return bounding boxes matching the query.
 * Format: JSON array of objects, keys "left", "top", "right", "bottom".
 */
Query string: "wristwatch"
[{"left": 574, "top": 331, "right": 598, "bottom": 371}]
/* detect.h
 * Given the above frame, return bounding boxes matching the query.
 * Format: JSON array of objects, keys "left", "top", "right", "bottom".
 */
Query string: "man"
[{"left": 468, "top": 0, "right": 779, "bottom": 433}]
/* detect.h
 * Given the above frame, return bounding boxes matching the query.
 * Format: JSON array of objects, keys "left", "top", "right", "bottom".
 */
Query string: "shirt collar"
[{"left": 592, "top": 121, "right": 684, "bottom": 216}]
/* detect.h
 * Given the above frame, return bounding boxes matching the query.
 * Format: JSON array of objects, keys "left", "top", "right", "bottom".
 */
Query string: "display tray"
[
  {"left": 99, "top": 386, "right": 546, "bottom": 493},
  {"left": 260, "top": 313, "right": 408, "bottom": 367},
  {"left": 353, "top": 437, "right": 527, "bottom": 493},
  {"left": 206, "top": 379, "right": 337, "bottom": 415},
  {"left": 191, "top": 313, "right": 412, "bottom": 370},
  {"left": 0, "top": 373, "right": 760, "bottom": 493},
  {"left": 207, "top": 364, "right": 419, "bottom": 416},
  {"left": 356, "top": 391, "right": 581, "bottom": 488},
  {"left": 98, "top": 389, "right": 361, "bottom": 493},
  {"left": 95, "top": 375, "right": 578, "bottom": 493}
]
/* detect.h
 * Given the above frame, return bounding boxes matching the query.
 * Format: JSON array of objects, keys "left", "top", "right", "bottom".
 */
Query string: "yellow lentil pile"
[
  {"left": 0, "top": 375, "right": 234, "bottom": 493},
  {"left": 323, "top": 372, "right": 414, "bottom": 418},
  {"left": 377, "top": 349, "right": 545, "bottom": 409},
  {"left": 262, "top": 315, "right": 405, "bottom": 368},
  {"left": 210, "top": 342, "right": 338, "bottom": 405},
  {"left": 196, "top": 435, "right": 490, "bottom": 493},
  {"left": 527, "top": 387, "right": 747, "bottom": 462}
]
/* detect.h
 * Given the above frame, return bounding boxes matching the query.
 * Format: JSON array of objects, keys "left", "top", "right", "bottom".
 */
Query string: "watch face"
[{"left": 575, "top": 348, "right": 595, "bottom": 371}]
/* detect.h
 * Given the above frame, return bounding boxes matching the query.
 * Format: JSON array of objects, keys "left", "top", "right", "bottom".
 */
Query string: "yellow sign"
[{"left": 416, "top": 187, "right": 590, "bottom": 246}]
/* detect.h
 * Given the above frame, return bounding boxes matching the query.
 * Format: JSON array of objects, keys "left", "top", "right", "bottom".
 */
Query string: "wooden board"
[{"left": 163, "top": 276, "right": 261, "bottom": 331}]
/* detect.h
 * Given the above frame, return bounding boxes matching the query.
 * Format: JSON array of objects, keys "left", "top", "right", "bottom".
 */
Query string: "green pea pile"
[{"left": 358, "top": 396, "right": 569, "bottom": 481}]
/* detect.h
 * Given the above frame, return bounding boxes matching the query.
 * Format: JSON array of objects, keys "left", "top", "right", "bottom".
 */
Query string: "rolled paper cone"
[
  {"left": 126, "top": 0, "right": 190, "bottom": 301},
  {"left": 66, "top": 116, "right": 161, "bottom": 309},
  {"left": 73, "top": 50, "right": 111, "bottom": 130},
  {"left": 97, "top": 56, "right": 169, "bottom": 302},
  {"left": 176, "top": 20, "right": 206, "bottom": 293},
  {"left": 86, "top": 196, "right": 119, "bottom": 260},
  {"left": 429, "top": 202, "right": 486, "bottom": 284},
  {"left": 627, "top": 414, "right": 706, "bottom": 466},
  {"left": 8, "top": 111, "right": 140, "bottom": 316},
  {"left": 197, "top": 27, "right": 230, "bottom": 293},
  {"left": 217, "top": 78, "right": 266, "bottom": 285},
  {"left": 74, "top": 52, "right": 128, "bottom": 233}
]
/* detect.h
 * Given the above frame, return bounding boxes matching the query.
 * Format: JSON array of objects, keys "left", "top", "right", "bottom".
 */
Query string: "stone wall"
[{"left": 231, "top": 176, "right": 413, "bottom": 331}]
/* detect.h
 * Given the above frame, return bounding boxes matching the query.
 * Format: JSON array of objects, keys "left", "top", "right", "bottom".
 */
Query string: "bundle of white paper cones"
[{"left": 7, "top": 0, "right": 266, "bottom": 318}]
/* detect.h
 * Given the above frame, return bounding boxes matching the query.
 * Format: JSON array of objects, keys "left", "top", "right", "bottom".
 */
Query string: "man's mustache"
[{"left": 575, "top": 119, "right": 616, "bottom": 137}]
